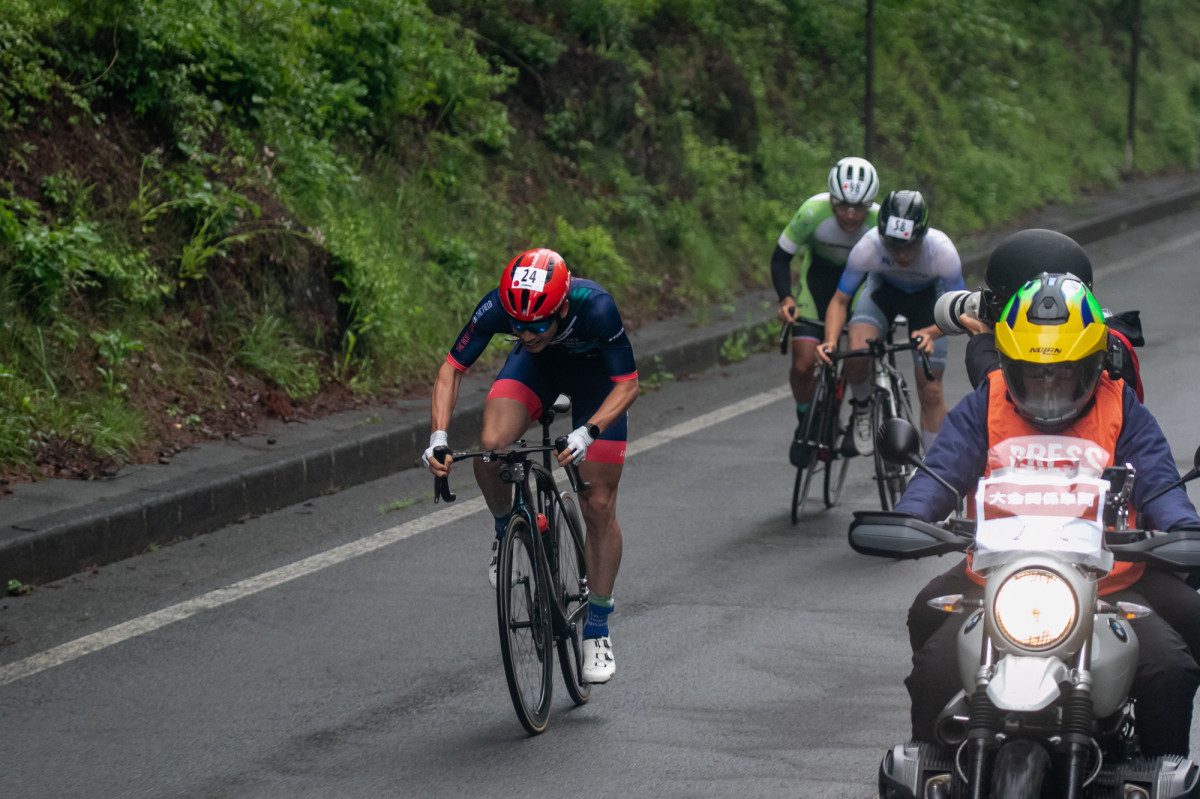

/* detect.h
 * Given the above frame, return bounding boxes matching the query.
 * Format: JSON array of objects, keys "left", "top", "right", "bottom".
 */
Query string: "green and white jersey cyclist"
[
  {"left": 770, "top": 156, "right": 880, "bottom": 467},
  {"left": 817, "top": 189, "right": 964, "bottom": 456}
]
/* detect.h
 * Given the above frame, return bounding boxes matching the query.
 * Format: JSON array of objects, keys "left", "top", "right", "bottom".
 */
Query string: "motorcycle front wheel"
[{"left": 989, "top": 739, "right": 1050, "bottom": 798}]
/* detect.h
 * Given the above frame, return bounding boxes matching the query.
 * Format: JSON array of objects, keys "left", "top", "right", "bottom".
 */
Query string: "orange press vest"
[{"left": 966, "top": 371, "right": 1143, "bottom": 595}]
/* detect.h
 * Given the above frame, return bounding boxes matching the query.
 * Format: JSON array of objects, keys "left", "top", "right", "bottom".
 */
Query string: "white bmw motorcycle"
[{"left": 853, "top": 419, "right": 1200, "bottom": 799}]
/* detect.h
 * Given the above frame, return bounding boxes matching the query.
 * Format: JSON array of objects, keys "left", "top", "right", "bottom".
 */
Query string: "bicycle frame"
[
  {"left": 836, "top": 322, "right": 930, "bottom": 510},
  {"left": 431, "top": 398, "right": 591, "bottom": 732}
]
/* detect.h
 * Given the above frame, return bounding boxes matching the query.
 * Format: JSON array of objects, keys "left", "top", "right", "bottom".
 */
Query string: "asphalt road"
[{"left": 3, "top": 211, "right": 1200, "bottom": 799}]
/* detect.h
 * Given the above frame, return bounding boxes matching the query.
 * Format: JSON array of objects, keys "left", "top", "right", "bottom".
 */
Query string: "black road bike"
[
  {"left": 843, "top": 320, "right": 932, "bottom": 511},
  {"left": 433, "top": 395, "right": 591, "bottom": 734},
  {"left": 782, "top": 321, "right": 854, "bottom": 523}
]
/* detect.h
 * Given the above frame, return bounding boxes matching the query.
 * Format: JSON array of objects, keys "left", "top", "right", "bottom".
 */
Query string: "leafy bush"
[{"left": 1, "top": 0, "right": 1199, "bottom": 472}]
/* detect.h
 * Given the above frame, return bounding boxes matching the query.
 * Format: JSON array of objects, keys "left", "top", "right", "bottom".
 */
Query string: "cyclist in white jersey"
[{"left": 816, "top": 190, "right": 965, "bottom": 455}]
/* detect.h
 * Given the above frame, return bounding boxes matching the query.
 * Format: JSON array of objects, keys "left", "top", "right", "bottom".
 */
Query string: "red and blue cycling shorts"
[{"left": 486, "top": 348, "right": 632, "bottom": 464}]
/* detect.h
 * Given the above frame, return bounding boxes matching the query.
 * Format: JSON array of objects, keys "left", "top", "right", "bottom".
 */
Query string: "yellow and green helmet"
[{"left": 995, "top": 273, "right": 1108, "bottom": 427}]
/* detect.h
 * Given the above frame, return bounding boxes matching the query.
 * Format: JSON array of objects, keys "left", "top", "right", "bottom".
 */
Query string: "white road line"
[
  {"left": 1095, "top": 229, "right": 1200, "bottom": 279},
  {"left": 0, "top": 384, "right": 792, "bottom": 687}
]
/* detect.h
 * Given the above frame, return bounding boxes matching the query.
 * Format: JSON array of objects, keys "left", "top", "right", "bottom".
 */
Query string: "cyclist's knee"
[
  {"left": 579, "top": 481, "right": 618, "bottom": 518},
  {"left": 917, "top": 379, "right": 944, "bottom": 405}
]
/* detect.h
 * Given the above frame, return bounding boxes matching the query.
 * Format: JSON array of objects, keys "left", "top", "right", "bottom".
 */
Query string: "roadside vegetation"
[{"left": 1, "top": 0, "right": 1198, "bottom": 478}]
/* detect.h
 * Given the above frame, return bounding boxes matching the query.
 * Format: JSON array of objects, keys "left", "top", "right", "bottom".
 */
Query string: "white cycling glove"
[
  {"left": 422, "top": 430, "right": 449, "bottom": 469},
  {"left": 564, "top": 424, "right": 596, "bottom": 464}
]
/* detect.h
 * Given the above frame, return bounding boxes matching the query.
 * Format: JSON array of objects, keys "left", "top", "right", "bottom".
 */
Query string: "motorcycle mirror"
[
  {"left": 877, "top": 417, "right": 963, "bottom": 503},
  {"left": 877, "top": 417, "right": 921, "bottom": 466}
]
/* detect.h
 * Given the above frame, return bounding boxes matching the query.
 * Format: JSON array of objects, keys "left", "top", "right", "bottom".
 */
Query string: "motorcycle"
[{"left": 852, "top": 418, "right": 1200, "bottom": 799}]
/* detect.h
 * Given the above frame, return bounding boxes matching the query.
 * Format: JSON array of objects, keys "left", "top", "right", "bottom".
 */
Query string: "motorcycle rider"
[
  {"left": 952, "top": 228, "right": 1145, "bottom": 399},
  {"left": 895, "top": 273, "right": 1200, "bottom": 757}
]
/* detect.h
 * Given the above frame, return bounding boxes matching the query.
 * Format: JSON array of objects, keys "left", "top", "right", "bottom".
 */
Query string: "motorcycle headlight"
[{"left": 993, "top": 568, "right": 1077, "bottom": 651}]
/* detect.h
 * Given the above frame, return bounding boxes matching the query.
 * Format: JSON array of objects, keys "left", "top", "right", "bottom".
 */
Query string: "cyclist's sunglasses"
[
  {"left": 883, "top": 236, "right": 922, "bottom": 255},
  {"left": 509, "top": 315, "right": 556, "bottom": 334},
  {"left": 832, "top": 201, "right": 869, "bottom": 213}
]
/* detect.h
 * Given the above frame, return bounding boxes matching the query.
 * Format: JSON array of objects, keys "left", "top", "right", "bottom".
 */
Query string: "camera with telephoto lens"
[{"left": 933, "top": 289, "right": 999, "bottom": 335}]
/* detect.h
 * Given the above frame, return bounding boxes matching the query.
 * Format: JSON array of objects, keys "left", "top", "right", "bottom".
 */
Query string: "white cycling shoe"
[
  {"left": 582, "top": 636, "right": 615, "bottom": 684},
  {"left": 488, "top": 538, "right": 500, "bottom": 590}
]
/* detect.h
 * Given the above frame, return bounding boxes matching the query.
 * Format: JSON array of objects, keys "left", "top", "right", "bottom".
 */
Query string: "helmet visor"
[
  {"left": 1001, "top": 350, "right": 1106, "bottom": 426},
  {"left": 883, "top": 234, "right": 923, "bottom": 258}
]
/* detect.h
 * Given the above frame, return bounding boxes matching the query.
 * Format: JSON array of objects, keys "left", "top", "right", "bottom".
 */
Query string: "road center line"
[
  {"left": 0, "top": 385, "right": 792, "bottom": 687},
  {"left": 1094, "top": 229, "right": 1200, "bottom": 279}
]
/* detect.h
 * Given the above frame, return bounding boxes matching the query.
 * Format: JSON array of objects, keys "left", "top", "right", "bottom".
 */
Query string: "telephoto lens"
[{"left": 933, "top": 290, "right": 983, "bottom": 335}]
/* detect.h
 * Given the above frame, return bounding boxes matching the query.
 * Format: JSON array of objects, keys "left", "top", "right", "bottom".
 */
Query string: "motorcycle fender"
[
  {"left": 987, "top": 655, "right": 1069, "bottom": 712},
  {"left": 1089, "top": 615, "right": 1139, "bottom": 718},
  {"left": 957, "top": 609, "right": 986, "bottom": 694}
]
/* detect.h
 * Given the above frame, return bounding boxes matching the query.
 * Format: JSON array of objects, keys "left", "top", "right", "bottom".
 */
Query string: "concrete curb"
[
  {"left": 1, "top": 307, "right": 767, "bottom": 585},
  {"left": 5, "top": 181, "right": 1200, "bottom": 585}
]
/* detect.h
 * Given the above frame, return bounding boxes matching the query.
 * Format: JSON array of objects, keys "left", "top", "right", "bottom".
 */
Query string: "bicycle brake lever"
[
  {"left": 778, "top": 321, "right": 792, "bottom": 354},
  {"left": 554, "top": 436, "right": 591, "bottom": 493},
  {"left": 432, "top": 446, "right": 456, "bottom": 503},
  {"left": 434, "top": 476, "right": 456, "bottom": 503}
]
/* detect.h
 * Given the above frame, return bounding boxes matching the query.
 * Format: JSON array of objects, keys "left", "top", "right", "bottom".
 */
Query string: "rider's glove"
[
  {"left": 564, "top": 424, "right": 596, "bottom": 464},
  {"left": 422, "top": 430, "right": 449, "bottom": 468}
]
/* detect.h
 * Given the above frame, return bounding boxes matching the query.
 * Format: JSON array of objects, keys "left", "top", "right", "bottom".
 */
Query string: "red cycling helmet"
[{"left": 499, "top": 248, "right": 572, "bottom": 322}]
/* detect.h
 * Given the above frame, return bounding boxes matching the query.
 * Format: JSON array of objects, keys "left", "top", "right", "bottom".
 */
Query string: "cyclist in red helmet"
[{"left": 423, "top": 248, "right": 639, "bottom": 684}]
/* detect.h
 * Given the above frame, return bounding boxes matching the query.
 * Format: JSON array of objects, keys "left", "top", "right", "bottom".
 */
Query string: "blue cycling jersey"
[{"left": 447, "top": 278, "right": 638, "bottom": 382}]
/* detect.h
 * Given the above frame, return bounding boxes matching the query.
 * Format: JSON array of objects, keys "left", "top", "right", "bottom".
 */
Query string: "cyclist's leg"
[
  {"left": 845, "top": 277, "right": 887, "bottom": 455},
  {"left": 903, "top": 290, "right": 949, "bottom": 450},
  {"left": 478, "top": 349, "right": 556, "bottom": 584},
  {"left": 474, "top": 396, "right": 532, "bottom": 516},
  {"left": 845, "top": 274, "right": 887, "bottom": 397},
  {"left": 913, "top": 364, "right": 946, "bottom": 449},
  {"left": 789, "top": 322, "right": 822, "bottom": 466},
  {"left": 567, "top": 374, "right": 627, "bottom": 683},
  {"left": 788, "top": 274, "right": 827, "bottom": 411},
  {"left": 789, "top": 330, "right": 820, "bottom": 410}
]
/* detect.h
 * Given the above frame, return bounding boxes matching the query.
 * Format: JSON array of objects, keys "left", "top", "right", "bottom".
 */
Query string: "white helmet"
[{"left": 827, "top": 157, "right": 879, "bottom": 205}]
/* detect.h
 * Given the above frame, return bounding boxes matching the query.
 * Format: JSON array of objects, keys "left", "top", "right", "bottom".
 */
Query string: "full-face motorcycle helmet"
[{"left": 996, "top": 273, "right": 1108, "bottom": 428}]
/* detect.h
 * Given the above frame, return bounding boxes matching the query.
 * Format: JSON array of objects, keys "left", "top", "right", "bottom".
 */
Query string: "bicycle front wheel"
[
  {"left": 790, "top": 385, "right": 826, "bottom": 523},
  {"left": 497, "top": 514, "right": 554, "bottom": 734},
  {"left": 823, "top": 448, "right": 851, "bottom": 508},
  {"left": 870, "top": 391, "right": 906, "bottom": 510},
  {"left": 549, "top": 491, "right": 591, "bottom": 706}
]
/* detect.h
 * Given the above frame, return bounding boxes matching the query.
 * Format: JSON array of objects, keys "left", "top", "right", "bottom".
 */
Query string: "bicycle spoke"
[
  {"left": 497, "top": 517, "right": 553, "bottom": 734},
  {"left": 551, "top": 492, "right": 591, "bottom": 706}
]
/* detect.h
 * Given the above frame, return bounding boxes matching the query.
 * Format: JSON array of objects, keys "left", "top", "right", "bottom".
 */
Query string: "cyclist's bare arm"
[
  {"left": 816, "top": 290, "right": 853, "bottom": 364},
  {"left": 427, "top": 359, "right": 464, "bottom": 476}
]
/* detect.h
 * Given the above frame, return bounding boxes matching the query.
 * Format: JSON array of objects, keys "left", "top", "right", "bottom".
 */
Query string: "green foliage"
[
  {"left": 90, "top": 328, "right": 144, "bottom": 396},
  {"left": 552, "top": 218, "right": 632, "bottom": 291},
  {"left": 235, "top": 314, "right": 321, "bottom": 401},
  {"left": 1, "top": 0, "right": 1200, "bottom": 473}
]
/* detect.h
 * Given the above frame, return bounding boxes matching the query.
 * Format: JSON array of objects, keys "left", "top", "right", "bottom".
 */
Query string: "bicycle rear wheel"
[
  {"left": 549, "top": 492, "right": 591, "bottom": 706},
  {"left": 497, "top": 514, "right": 553, "bottom": 734}
]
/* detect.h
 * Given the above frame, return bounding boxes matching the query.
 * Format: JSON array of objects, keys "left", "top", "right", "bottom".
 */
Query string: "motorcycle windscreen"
[{"left": 972, "top": 469, "right": 1114, "bottom": 573}]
